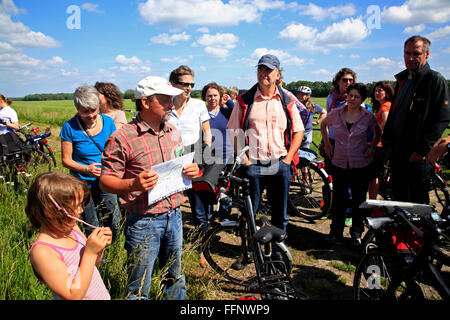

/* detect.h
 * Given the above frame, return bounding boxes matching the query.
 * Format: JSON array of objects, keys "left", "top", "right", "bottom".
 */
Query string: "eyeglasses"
[
  {"left": 341, "top": 78, "right": 354, "bottom": 83},
  {"left": 174, "top": 81, "right": 195, "bottom": 88}
]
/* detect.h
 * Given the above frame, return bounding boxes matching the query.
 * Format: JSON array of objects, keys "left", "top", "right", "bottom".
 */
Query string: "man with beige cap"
[{"left": 100, "top": 76, "right": 199, "bottom": 300}]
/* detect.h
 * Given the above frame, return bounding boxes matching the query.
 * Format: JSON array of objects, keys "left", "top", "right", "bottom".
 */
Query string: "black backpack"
[{"left": 0, "top": 131, "right": 30, "bottom": 158}]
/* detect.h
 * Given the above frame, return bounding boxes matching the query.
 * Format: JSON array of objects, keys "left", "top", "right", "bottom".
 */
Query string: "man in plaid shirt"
[{"left": 100, "top": 76, "right": 199, "bottom": 300}]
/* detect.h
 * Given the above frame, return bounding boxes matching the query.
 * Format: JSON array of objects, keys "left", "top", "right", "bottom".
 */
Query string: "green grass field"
[{"left": 1, "top": 97, "right": 448, "bottom": 300}]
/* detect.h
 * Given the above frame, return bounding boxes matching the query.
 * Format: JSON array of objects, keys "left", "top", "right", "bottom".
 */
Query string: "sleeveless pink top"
[{"left": 29, "top": 228, "right": 111, "bottom": 300}]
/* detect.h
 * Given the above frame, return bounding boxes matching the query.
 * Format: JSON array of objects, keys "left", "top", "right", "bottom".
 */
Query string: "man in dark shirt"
[{"left": 383, "top": 35, "right": 450, "bottom": 203}]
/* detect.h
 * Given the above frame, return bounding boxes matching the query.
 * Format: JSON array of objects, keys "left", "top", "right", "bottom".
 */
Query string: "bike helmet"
[{"left": 297, "top": 86, "right": 312, "bottom": 95}]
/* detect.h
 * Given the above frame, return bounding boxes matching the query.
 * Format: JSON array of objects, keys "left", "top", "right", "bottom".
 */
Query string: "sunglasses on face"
[
  {"left": 174, "top": 81, "right": 195, "bottom": 88},
  {"left": 341, "top": 78, "right": 354, "bottom": 83}
]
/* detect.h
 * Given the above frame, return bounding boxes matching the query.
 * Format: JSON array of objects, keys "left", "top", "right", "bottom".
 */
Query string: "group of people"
[{"left": 15, "top": 34, "right": 450, "bottom": 300}]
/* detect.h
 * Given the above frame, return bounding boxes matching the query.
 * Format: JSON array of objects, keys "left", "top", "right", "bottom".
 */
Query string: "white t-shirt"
[
  {"left": 168, "top": 97, "right": 209, "bottom": 146},
  {"left": 0, "top": 106, "right": 18, "bottom": 135}
]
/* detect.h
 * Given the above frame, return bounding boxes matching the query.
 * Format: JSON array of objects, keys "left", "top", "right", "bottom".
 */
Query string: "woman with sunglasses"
[
  {"left": 168, "top": 65, "right": 212, "bottom": 267},
  {"left": 321, "top": 69, "right": 357, "bottom": 174}
]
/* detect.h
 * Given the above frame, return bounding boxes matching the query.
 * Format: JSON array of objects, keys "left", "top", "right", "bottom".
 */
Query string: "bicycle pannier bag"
[{"left": 0, "top": 132, "right": 30, "bottom": 158}]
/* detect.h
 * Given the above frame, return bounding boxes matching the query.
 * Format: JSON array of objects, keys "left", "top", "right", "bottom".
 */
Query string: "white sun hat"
[{"left": 134, "top": 76, "right": 183, "bottom": 99}]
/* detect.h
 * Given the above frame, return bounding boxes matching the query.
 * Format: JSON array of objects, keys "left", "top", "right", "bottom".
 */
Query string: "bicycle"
[
  {"left": 16, "top": 122, "right": 56, "bottom": 171},
  {"left": 353, "top": 200, "right": 450, "bottom": 300},
  {"left": 0, "top": 143, "right": 33, "bottom": 193},
  {"left": 199, "top": 147, "right": 305, "bottom": 300},
  {"left": 376, "top": 157, "right": 449, "bottom": 215}
]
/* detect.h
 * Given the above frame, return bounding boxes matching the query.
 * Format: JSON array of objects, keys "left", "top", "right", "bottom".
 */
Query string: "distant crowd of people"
[{"left": 1, "top": 35, "right": 449, "bottom": 300}]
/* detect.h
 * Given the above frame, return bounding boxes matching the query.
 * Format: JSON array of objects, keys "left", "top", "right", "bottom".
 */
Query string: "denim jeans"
[
  {"left": 245, "top": 159, "right": 291, "bottom": 232},
  {"left": 124, "top": 207, "right": 186, "bottom": 300},
  {"left": 185, "top": 188, "right": 210, "bottom": 235},
  {"left": 83, "top": 185, "right": 120, "bottom": 239}
]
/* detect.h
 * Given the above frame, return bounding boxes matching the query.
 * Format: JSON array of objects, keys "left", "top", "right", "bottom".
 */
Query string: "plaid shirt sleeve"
[{"left": 101, "top": 131, "right": 127, "bottom": 179}]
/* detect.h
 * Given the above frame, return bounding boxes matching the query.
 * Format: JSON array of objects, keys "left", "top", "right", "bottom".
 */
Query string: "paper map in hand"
[{"left": 147, "top": 152, "right": 195, "bottom": 206}]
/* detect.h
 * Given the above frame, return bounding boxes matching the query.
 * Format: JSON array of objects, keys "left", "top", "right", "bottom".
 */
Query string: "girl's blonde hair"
[{"left": 26, "top": 172, "right": 90, "bottom": 237}]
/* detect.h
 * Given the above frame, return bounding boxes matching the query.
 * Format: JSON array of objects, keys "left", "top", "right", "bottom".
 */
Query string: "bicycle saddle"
[{"left": 253, "top": 216, "right": 287, "bottom": 244}]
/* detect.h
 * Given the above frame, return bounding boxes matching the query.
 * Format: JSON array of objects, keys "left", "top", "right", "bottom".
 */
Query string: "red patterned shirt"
[{"left": 101, "top": 114, "right": 185, "bottom": 215}]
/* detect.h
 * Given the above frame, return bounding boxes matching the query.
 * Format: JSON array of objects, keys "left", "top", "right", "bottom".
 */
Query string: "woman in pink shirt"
[{"left": 321, "top": 83, "right": 381, "bottom": 247}]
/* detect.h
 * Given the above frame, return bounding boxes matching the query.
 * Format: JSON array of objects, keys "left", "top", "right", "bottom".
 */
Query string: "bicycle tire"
[
  {"left": 202, "top": 223, "right": 292, "bottom": 287},
  {"left": 288, "top": 161, "right": 333, "bottom": 220},
  {"left": 27, "top": 149, "right": 52, "bottom": 173},
  {"left": 42, "top": 143, "right": 57, "bottom": 167},
  {"left": 429, "top": 170, "right": 449, "bottom": 216},
  {"left": 202, "top": 222, "right": 256, "bottom": 285},
  {"left": 353, "top": 250, "right": 424, "bottom": 301}
]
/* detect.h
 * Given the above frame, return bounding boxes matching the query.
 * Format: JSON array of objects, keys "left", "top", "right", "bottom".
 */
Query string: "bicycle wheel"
[
  {"left": 27, "top": 149, "right": 52, "bottom": 173},
  {"left": 202, "top": 222, "right": 257, "bottom": 285},
  {"left": 288, "top": 161, "right": 332, "bottom": 220},
  {"left": 41, "top": 143, "right": 57, "bottom": 167},
  {"left": 353, "top": 251, "right": 424, "bottom": 300},
  {"left": 429, "top": 170, "right": 449, "bottom": 216}
]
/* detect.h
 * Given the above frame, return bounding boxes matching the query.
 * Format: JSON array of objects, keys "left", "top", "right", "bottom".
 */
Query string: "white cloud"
[
  {"left": 0, "top": 41, "right": 18, "bottom": 52},
  {"left": 60, "top": 68, "right": 79, "bottom": 77},
  {"left": 0, "top": 10, "right": 59, "bottom": 49},
  {"left": 296, "top": 3, "right": 356, "bottom": 21},
  {"left": 138, "top": 0, "right": 270, "bottom": 27},
  {"left": 160, "top": 56, "right": 193, "bottom": 64},
  {"left": 443, "top": 47, "right": 450, "bottom": 54},
  {"left": 426, "top": 25, "right": 450, "bottom": 40},
  {"left": 279, "top": 18, "right": 370, "bottom": 53},
  {"left": 402, "top": 24, "right": 426, "bottom": 34},
  {"left": 195, "top": 33, "right": 238, "bottom": 49},
  {"left": 311, "top": 68, "right": 332, "bottom": 76},
  {"left": 150, "top": 32, "right": 191, "bottom": 46},
  {"left": 350, "top": 54, "right": 360, "bottom": 59},
  {"left": 251, "top": 48, "right": 312, "bottom": 66},
  {"left": 194, "top": 33, "right": 239, "bottom": 59},
  {"left": 278, "top": 24, "right": 317, "bottom": 41},
  {"left": 0, "top": 52, "right": 40, "bottom": 68},
  {"left": 0, "top": 0, "right": 26, "bottom": 16},
  {"left": 46, "top": 56, "right": 68, "bottom": 67},
  {"left": 367, "top": 57, "right": 397, "bottom": 69},
  {"left": 315, "top": 18, "right": 370, "bottom": 48},
  {"left": 114, "top": 54, "right": 151, "bottom": 74},
  {"left": 382, "top": 0, "right": 450, "bottom": 25},
  {"left": 204, "top": 46, "right": 230, "bottom": 59},
  {"left": 81, "top": 3, "right": 103, "bottom": 13},
  {"left": 197, "top": 27, "right": 210, "bottom": 33}
]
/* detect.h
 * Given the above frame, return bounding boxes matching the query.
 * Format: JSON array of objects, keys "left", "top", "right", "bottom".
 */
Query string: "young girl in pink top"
[{"left": 27, "top": 171, "right": 112, "bottom": 300}]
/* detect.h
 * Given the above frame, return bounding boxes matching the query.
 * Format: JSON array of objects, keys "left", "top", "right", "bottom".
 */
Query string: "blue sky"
[{"left": 1, "top": 0, "right": 449, "bottom": 97}]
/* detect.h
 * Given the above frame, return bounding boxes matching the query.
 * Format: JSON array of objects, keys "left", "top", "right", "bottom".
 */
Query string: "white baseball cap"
[{"left": 134, "top": 76, "right": 183, "bottom": 99}]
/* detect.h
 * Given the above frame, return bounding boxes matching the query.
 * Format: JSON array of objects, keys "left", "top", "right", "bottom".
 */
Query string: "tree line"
[{"left": 13, "top": 80, "right": 450, "bottom": 101}]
